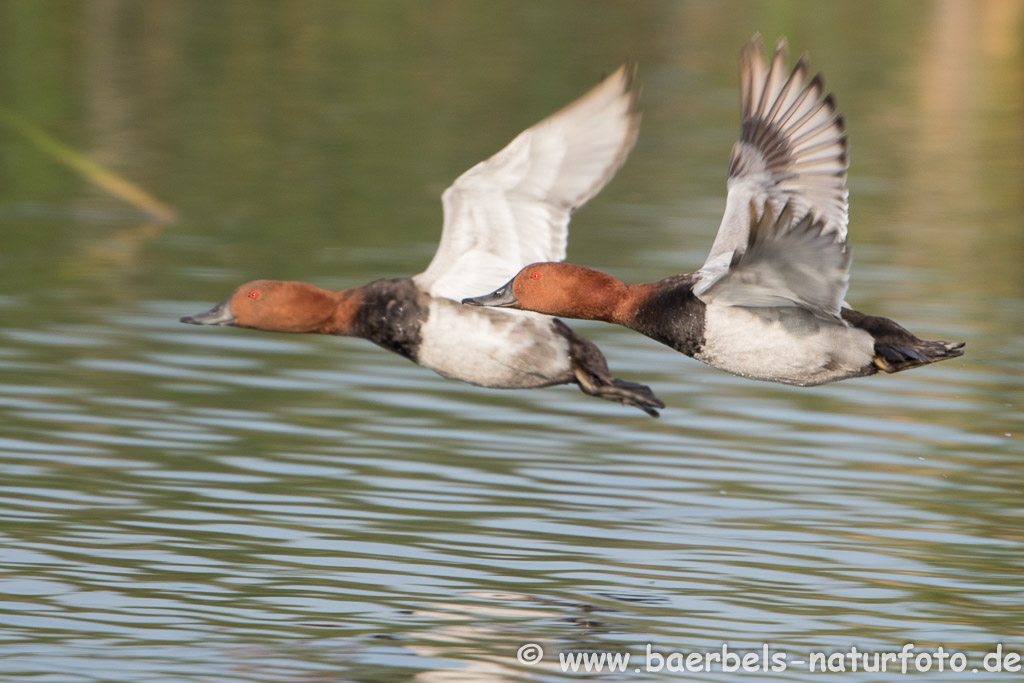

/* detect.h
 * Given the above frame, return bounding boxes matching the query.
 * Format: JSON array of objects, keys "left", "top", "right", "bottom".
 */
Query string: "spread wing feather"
[
  {"left": 699, "top": 200, "right": 850, "bottom": 318},
  {"left": 414, "top": 65, "right": 640, "bottom": 301},
  {"left": 698, "top": 35, "right": 849, "bottom": 294}
]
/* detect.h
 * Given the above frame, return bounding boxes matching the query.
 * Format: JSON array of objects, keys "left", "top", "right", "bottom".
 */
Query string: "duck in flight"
[
  {"left": 181, "top": 65, "right": 664, "bottom": 415},
  {"left": 464, "top": 36, "right": 964, "bottom": 387}
]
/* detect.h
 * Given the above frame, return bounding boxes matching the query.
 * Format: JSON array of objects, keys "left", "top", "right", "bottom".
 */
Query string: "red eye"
[
  {"left": 248, "top": 290, "right": 259, "bottom": 299},
  {"left": 530, "top": 272, "right": 541, "bottom": 280}
]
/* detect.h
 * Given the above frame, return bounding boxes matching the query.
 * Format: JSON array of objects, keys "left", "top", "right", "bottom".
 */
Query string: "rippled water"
[{"left": 2, "top": 2, "right": 1022, "bottom": 681}]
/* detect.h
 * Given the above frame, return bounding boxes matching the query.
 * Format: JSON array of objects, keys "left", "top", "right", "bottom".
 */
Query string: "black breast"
[
  {"left": 350, "top": 278, "right": 429, "bottom": 361},
  {"left": 629, "top": 274, "right": 705, "bottom": 357}
]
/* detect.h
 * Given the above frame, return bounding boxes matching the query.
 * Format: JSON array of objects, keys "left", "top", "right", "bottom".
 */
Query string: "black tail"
[
  {"left": 552, "top": 319, "right": 665, "bottom": 417},
  {"left": 873, "top": 338, "right": 965, "bottom": 373},
  {"left": 578, "top": 374, "right": 665, "bottom": 417},
  {"left": 842, "top": 308, "right": 965, "bottom": 374}
]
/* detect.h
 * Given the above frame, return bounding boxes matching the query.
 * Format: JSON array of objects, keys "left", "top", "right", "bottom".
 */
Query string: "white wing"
[
  {"left": 413, "top": 64, "right": 640, "bottom": 301},
  {"left": 697, "top": 35, "right": 849, "bottom": 294},
  {"left": 700, "top": 201, "right": 850, "bottom": 319}
]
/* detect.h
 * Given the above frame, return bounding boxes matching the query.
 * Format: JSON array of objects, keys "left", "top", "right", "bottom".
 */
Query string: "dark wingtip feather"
[
  {"left": 808, "top": 72, "right": 825, "bottom": 94},
  {"left": 833, "top": 113, "right": 847, "bottom": 134},
  {"left": 820, "top": 92, "right": 838, "bottom": 117}
]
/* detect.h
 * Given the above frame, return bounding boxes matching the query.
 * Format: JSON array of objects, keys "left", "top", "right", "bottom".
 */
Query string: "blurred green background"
[{"left": 1, "top": 0, "right": 1020, "bottom": 304}]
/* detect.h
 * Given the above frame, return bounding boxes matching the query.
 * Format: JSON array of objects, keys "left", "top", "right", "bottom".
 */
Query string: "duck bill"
[
  {"left": 180, "top": 298, "right": 236, "bottom": 326},
  {"left": 462, "top": 279, "right": 518, "bottom": 308}
]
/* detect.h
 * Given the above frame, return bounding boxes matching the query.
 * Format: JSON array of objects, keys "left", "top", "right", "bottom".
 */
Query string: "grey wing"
[
  {"left": 699, "top": 201, "right": 851, "bottom": 319},
  {"left": 413, "top": 64, "right": 640, "bottom": 302},
  {"left": 699, "top": 34, "right": 849, "bottom": 289}
]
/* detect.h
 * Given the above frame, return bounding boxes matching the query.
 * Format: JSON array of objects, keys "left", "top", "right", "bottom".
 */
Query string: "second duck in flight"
[{"left": 465, "top": 36, "right": 964, "bottom": 386}]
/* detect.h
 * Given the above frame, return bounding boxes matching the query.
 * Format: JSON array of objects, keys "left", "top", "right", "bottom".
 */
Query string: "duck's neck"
[
  {"left": 564, "top": 270, "right": 691, "bottom": 328},
  {"left": 261, "top": 284, "right": 360, "bottom": 335},
  {"left": 281, "top": 278, "right": 426, "bottom": 361},
  {"left": 622, "top": 274, "right": 705, "bottom": 356},
  {"left": 609, "top": 283, "right": 654, "bottom": 327},
  {"left": 342, "top": 278, "right": 428, "bottom": 360},
  {"left": 553, "top": 269, "right": 703, "bottom": 356},
  {"left": 600, "top": 280, "right": 678, "bottom": 331},
  {"left": 320, "top": 289, "right": 362, "bottom": 335}
]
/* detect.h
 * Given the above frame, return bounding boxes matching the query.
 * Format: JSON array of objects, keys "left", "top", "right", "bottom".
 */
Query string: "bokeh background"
[{"left": 1, "top": 1, "right": 1021, "bottom": 681}]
